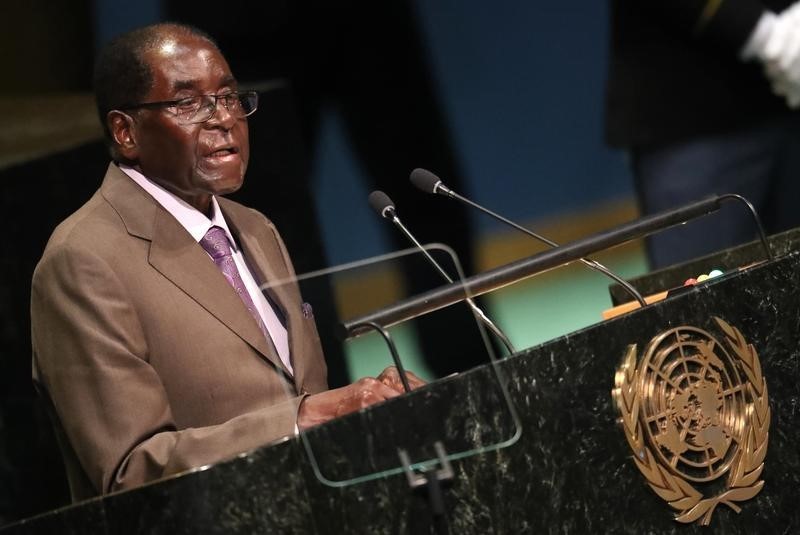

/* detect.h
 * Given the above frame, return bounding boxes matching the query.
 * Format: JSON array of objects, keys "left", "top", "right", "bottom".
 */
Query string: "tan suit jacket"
[{"left": 31, "top": 164, "right": 327, "bottom": 501}]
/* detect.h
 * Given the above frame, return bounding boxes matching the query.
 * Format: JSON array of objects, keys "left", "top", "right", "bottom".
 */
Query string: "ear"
[{"left": 108, "top": 110, "right": 139, "bottom": 162}]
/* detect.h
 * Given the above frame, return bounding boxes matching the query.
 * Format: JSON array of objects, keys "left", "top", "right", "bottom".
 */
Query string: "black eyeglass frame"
[{"left": 118, "top": 90, "right": 259, "bottom": 124}]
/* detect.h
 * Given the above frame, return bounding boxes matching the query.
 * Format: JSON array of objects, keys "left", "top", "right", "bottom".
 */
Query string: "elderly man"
[{"left": 31, "top": 22, "right": 420, "bottom": 502}]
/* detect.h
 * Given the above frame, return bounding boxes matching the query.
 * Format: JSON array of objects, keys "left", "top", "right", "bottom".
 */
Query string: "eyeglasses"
[{"left": 120, "top": 91, "right": 259, "bottom": 124}]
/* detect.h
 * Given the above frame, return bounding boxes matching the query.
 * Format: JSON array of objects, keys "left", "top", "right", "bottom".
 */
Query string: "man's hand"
[
  {"left": 376, "top": 366, "right": 427, "bottom": 392},
  {"left": 297, "top": 377, "right": 402, "bottom": 431},
  {"left": 297, "top": 368, "right": 427, "bottom": 431}
]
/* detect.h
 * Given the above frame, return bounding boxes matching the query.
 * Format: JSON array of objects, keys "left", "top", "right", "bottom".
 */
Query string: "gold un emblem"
[{"left": 612, "top": 317, "right": 770, "bottom": 526}]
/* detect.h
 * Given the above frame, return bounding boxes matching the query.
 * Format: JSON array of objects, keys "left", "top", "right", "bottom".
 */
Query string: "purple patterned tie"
[{"left": 200, "top": 226, "right": 271, "bottom": 342}]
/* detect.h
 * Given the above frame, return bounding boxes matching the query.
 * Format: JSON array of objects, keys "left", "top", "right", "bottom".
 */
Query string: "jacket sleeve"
[{"left": 31, "top": 241, "right": 305, "bottom": 496}]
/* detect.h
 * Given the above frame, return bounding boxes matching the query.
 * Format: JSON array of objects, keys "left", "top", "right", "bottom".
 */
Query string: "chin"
[
  {"left": 213, "top": 176, "right": 244, "bottom": 196},
  {"left": 198, "top": 168, "right": 246, "bottom": 197}
]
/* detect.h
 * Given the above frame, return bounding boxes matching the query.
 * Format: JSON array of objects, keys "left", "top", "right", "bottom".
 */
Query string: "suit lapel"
[
  {"left": 101, "top": 164, "right": 291, "bottom": 377},
  {"left": 225, "top": 207, "right": 309, "bottom": 391}
]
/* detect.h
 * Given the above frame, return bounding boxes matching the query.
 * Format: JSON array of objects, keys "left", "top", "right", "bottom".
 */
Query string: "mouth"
[{"left": 205, "top": 145, "right": 240, "bottom": 160}]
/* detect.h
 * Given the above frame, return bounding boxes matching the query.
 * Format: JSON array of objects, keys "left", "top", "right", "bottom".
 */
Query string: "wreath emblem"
[{"left": 612, "top": 317, "right": 770, "bottom": 526}]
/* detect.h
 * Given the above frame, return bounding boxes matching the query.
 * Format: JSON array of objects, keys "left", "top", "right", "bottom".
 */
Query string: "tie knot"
[{"left": 200, "top": 226, "right": 232, "bottom": 260}]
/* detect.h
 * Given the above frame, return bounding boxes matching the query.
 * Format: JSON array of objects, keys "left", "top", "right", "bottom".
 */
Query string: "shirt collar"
[{"left": 118, "top": 164, "right": 238, "bottom": 251}]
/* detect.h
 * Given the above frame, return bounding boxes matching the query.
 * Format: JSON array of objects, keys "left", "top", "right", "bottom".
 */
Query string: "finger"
[
  {"left": 379, "top": 374, "right": 404, "bottom": 390},
  {"left": 373, "top": 380, "right": 402, "bottom": 399},
  {"left": 345, "top": 382, "right": 400, "bottom": 413},
  {"left": 377, "top": 367, "right": 407, "bottom": 391},
  {"left": 355, "top": 377, "right": 402, "bottom": 401},
  {"left": 384, "top": 368, "right": 426, "bottom": 390},
  {"left": 376, "top": 366, "right": 398, "bottom": 381},
  {"left": 379, "top": 366, "right": 427, "bottom": 391},
  {"left": 379, "top": 377, "right": 404, "bottom": 393}
]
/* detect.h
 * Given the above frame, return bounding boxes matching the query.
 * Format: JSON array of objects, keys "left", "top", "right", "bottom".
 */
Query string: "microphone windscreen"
[
  {"left": 368, "top": 190, "right": 395, "bottom": 217},
  {"left": 409, "top": 168, "right": 441, "bottom": 193}
]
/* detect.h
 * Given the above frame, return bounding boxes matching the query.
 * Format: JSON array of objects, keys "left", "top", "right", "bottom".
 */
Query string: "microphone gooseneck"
[
  {"left": 409, "top": 169, "right": 647, "bottom": 308},
  {"left": 368, "top": 190, "right": 516, "bottom": 355}
]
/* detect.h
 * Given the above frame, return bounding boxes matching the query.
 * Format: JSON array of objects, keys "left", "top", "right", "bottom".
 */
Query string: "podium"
[{"left": 4, "top": 231, "right": 799, "bottom": 534}]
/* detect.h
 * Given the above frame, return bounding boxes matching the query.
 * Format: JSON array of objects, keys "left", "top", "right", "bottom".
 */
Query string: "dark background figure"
[
  {"left": 605, "top": 0, "right": 800, "bottom": 269},
  {"left": 166, "top": 0, "right": 489, "bottom": 385}
]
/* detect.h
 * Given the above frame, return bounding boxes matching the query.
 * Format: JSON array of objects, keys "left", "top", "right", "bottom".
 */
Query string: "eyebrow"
[{"left": 171, "top": 80, "right": 199, "bottom": 92}]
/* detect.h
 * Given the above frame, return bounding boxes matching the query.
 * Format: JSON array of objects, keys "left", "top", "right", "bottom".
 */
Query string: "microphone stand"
[
  {"left": 342, "top": 195, "right": 729, "bottom": 339},
  {"left": 434, "top": 183, "right": 647, "bottom": 308},
  {"left": 348, "top": 320, "right": 411, "bottom": 393},
  {"left": 386, "top": 211, "right": 516, "bottom": 355}
]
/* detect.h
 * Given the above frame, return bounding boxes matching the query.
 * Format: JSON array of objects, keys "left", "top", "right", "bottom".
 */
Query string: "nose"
[{"left": 205, "top": 96, "right": 237, "bottom": 129}]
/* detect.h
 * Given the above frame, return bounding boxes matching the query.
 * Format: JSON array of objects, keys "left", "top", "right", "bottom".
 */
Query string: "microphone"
[
  {"left": 367, "top": 190, "right": 397, "bottom": 219},
  {"left": 409, "top": 168, "right": 647, "bottom": 308},
  {"left": 367, "top": 190, "right": 516, "bottom": 354}
]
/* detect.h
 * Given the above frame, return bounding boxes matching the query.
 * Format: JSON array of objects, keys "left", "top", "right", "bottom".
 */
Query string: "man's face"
[{"left": 131, "top": 34, "right": 250, "bottom": 213}]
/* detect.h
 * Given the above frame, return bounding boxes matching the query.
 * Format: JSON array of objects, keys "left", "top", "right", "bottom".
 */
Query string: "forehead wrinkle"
[
  {"left": 170, "top": 75, "right": 237, "bottom": 93},
  {"left": 146, "top": 35, "right": 237, "bottom": 97}
]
